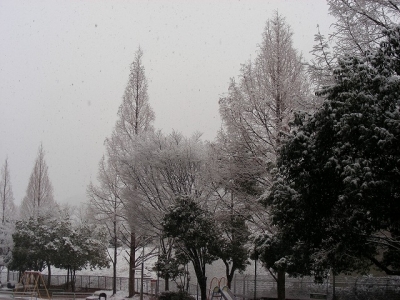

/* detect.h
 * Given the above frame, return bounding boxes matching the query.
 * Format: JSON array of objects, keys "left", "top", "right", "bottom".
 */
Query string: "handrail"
[{"left": 13, "top": 291, "right": 38, "bottom": 299}]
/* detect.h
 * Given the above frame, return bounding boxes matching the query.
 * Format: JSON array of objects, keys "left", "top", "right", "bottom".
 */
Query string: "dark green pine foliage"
[
  {"left": 267, "top": 26, "right": 400, "bottom": 276},
  {"left": 162, "top": 196, "right": 219, "bottom": 300},
  {"left": 153, "top": 246, "right": 190, "bottom": 290},
  {"left": 10, "top": 217, "right": 49, "bottom": 272},
  {"left": 217, "top": 213, "right": 250, "bottom": 288},
  {"left": 10, "top": 217, "right": 110, "bottom": 290}
]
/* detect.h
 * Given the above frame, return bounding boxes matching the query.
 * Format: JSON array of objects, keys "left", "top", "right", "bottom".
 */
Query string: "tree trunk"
[
  {"left": 129, "top": 231, "right": 136, "bottom": 297},
  {"left": 198, "top": 274, "right": 207, "bottom": 300},
  {"left": 72, "top": 269, "right": 76, "bottom": 292},
  {"left": 332, "top": 272, "right": 336, "bottom": 300},
  {"left": 193, "top": 263, "right": 207, "bottom": 300},
  {"left": 223, "top": 260, "right": 234, "bottom": 289},
  {"left": 165, "top": 274, "right": 169, "bottom": 291},
  {"left": 112, "top": 226, "right": 117, "bottom": 295},
  {"left": 66, "top": 267, "right": 70, "bottom": 290},
  {"left": 47, "top": 264, "right": 51, "bottom": 287},
  {"left": 277, "top": 270, "right": 285, "bottom": 300}
]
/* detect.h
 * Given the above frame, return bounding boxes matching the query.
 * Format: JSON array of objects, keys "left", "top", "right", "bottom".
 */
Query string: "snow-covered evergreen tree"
[
  {"left": 162, "top": 195, "right": 219, "bottom": 300},
  {"left": 268, "top": 26, "right": 400, "bottom": 277},
  {"left": 10, "top": 214, "right": 109, "bottom": 289}
]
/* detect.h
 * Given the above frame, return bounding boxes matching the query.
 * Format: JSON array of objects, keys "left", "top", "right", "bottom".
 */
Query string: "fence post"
[
  {"left": 233, "top": 275, "right": 236, "bottom": 296},
  {"left": 243, "top": 275, "right": 246, "bottom": 300},
  {"left": 326, "top": 275, "right": 328, "bottom": 296},
  {"left": 354, "top": 277, "right": 358, "bottom": 297}
]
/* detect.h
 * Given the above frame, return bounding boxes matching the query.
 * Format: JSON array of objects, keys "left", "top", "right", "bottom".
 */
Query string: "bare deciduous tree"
[
  {"left": 117, "top": 130, "right": 213, "bottom": 290},
  {"left": 219, "top": 13, "right": 311, "bottom": 187},
  {"left": 93, "top": 47, "right": 155, "bottom": 297},
  {"left": 20, "top": 144, "right": 57, "bottom": 220},
  {"left": 328, "top": 0, "right": 400, "bottom": 55},
  {"left": 87, "top": 156, "right": 125, "bottom": 295},
  {"left": 309, "top": 0, "right": 400, "bottom": 91},
  {"left": 0, "top": 158, "right": 16, "bottom": 279},
  {"left": 218, "top": 13, "right": 313, "bottom": 300},
  {"left": 113, "top": 46, "right": 155, "bottom": 142},
  {"left": 0, "top": 158, "right": 15, "bottom": 224}
]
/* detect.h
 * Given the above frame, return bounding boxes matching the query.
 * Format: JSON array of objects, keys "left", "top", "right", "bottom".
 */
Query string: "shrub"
[{"left": 158, "top": 291, "right": 195, "bottom": 300}]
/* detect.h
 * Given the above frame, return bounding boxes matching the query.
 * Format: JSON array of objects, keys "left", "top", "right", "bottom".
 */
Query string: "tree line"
[{"left": 1, "top": 2, "right": 399, "bottom": 300}]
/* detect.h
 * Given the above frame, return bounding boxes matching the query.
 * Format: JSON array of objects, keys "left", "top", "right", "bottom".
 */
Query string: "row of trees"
[
  {"left": 263, "top": 23, "right": 400, "bottom": 293},
  {"left": 88, "top": 2, "right": 400, "bottom": 300},
  {"left": 1, "top": 145, "right": 109, "bottom": 288},
  {"left": 253, "top": 1, "right": 400, "bottom": 299},
  {"left": 9, "top": 215, "right": 109, "bottom": 288},
  {"left": 0, "top": 158, "right": 16, "bottom": 277},
  {"left": 2, "top": 2, "right": 397, "bottom": 300},
  {"left": 87, "top": 11, "right": 311, "bottom": 300}
]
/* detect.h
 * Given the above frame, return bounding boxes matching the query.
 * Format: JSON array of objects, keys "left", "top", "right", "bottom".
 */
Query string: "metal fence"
[
  {"left": 232, "top": 274, "right": 400, "bottom": 300},
  {"left": 4, "top": 272, "right": 155, "bottom": 294},
  {"left": 3, "top": 271, "right": 400, "bottom": 300}
]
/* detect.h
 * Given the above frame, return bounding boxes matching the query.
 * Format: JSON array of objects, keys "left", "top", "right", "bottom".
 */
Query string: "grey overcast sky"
[{"left": 0, "top": 0, "right": 335, "bottom": 206}]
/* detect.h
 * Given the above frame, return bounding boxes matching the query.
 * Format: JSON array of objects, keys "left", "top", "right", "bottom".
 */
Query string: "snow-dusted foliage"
[
  {"left": 309, "top": 0, "right": 400, "bottom": 92},
  {"left": 217, "top": 13, "right": 313, "bottom": 300},
  {"left": 117, "top": 130, "right": 210, "bottom": 233},
  {"left": 214, "top": 213, "right": 250, "bottom": 288},
  {"left": 9, "top": 215, "right": 109, "bottom": 287},
  {"left": 113, "top": 46, "right": 155, "bottom": 140},
  {"left": 0, "top": 158, "right": 16, "bottom": 269},
  {"left": 219, "top": 13, "right": 312, "bottom": 186},
  {"left": 90, "top": 47, "right": 156, "bottom": 297},
  {"left": 20, "top": 144, "right": 58, "bottom": 220},
  {"left": 162, "top": 195, "right": 219, "bottom": 300},
  {"left": 87, "top": 155, "right": 126, "bottom": 295},
  {"left": 328, "top": 0, "right": 400, "bottom": 56},
  {"left": 268, "top": 26, "right": 400, "bottom": 277},
  {"left": 114, "top": 130, "right": 214, "bottom": 291},
  {"left": 0, "top": 159, "right": 16, "bottom": 224},
  {"left": 216, "top": 12, "right": 313, "bottom": 234}
]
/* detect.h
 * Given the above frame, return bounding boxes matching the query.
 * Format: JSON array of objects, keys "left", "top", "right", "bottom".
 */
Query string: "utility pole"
[{"left": 140, "top": 243, "right": 144, "bottom": 300}]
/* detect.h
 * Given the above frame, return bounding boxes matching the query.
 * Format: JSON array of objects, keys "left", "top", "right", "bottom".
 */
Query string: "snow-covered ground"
[
  {"left": 41, "top": 247, "right": 158, "bottom": 279},
  {"left": 0, "top": 247, "right": 266, "bottom": 299},
  {"left": 41, "top": 247, "right": 266, "bottom": 282},
  {"left": 1, "top": 246, "right": 267, "bottom": 285},
  {"left": 91, "top": 290, "right": 153, "bottom": 300}
]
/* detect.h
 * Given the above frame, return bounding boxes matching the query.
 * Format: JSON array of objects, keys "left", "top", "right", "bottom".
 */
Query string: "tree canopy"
[
  {"left": 162, "top": 195, "right": 219, "bottom": 300},
  {"left": 9, "top": 216, "right": 109, "bottom": 285},
  {"left": 268, "top": 26, "right": 400, "bottom": 276},
  {"left": 20, "top": 144, "right": 58, "bottom": 220}
]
